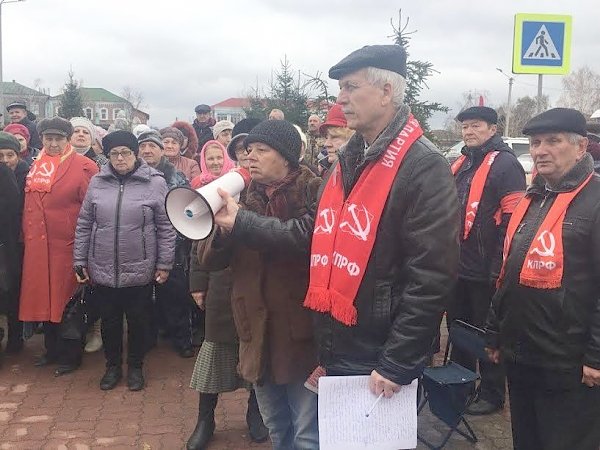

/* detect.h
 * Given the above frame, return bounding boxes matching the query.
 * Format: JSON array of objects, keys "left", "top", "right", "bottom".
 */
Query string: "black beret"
[
  {"left": 37, "top": 116, "right": 73, "bottom": 137},
  {"left": 6, "top": 100, "right": 27, "bottom": 112},
  {"left": 328, "top": 45, "right": 407, "bottom": 80},
  {"left": 102, "top": 130, "right": 140, "bottom": 156},
  {"left": 244, "top": 120, "right": 301, "bottom": 168},
  {"left": 523, "top": 108, "right": 587, "bottom": 137},
  {"left": 456, "top": 106, "right": 498, "bottom": 124},
  {"left": 194, "top": 104, "right": 211, "bottom": 114},
  {"left": 0, "top": 131, "right": 21, "bottom": 153}
]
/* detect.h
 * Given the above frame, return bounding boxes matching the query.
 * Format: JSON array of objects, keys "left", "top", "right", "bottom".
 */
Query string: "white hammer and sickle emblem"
[
  {"left": 529, "top": 230, "right": 556, "bottom": 257},
  {"left": 38, "top": 162, "right": 55, "bottom": 178},
  {"left": 339, "top": 204, "right": 372, "bottom": 242},
  {"left": 314, "top": 209, "right": 335, "bottom": 235}
]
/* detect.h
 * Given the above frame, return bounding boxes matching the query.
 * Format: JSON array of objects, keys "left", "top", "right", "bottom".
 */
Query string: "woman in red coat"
[{"left": 19, "top": 117, "right": 98, "bottom": 376}]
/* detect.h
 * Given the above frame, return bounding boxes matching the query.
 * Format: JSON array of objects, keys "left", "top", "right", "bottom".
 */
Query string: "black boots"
[
  {"left": 247, "top": 389, "right": 269, "bottom": 443},
  {"left": 100, "top": 366, "right": 123, "bottom": 390},
  {"left": 186, "top": 393, "right": 218, "bottom": 450},
  {"left": 127, "top": 367, "right": 145, "bottom": 391}
]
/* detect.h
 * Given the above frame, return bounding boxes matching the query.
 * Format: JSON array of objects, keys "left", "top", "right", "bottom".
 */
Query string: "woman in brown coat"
[
  {"left": 186, "top": 141, "right": 267, "bottom": 450},
  {"left": 198, "top": 120, "right": 321, "bottom": 450}
]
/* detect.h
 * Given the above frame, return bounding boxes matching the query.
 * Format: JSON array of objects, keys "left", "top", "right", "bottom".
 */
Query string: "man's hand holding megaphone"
[{"left": 214, "top": 187, "right": 240, "bottom": 233}]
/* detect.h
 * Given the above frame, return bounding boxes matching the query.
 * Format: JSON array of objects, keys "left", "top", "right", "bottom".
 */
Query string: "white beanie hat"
[
  {"left": 70, "top": 116, "right": 96, "bottom": 143},
  {"left": 213, "top": 120, "right": 234, "bottom": 139}
]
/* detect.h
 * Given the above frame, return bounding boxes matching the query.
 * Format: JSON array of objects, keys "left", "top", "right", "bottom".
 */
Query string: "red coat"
[{"left": 19, "top": 152, "right": 99, "bottom": 323}]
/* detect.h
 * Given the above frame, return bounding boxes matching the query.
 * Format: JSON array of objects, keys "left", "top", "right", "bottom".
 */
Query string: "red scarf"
[
  {"left": 26, "top": 145, "right": 73, "bottom": 193},
  {"left": 497, "top": 173, "right": 593, "bottom": 289},
  {"left": 451, "top": 151, "right": 499, "bottom": 240},
  {"left": 304, "top": 116, "right": 423, "bottom": 326}
]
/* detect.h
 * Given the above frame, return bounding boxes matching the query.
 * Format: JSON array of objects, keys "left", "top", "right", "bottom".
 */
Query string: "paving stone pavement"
[{"left": 0, "top": 332, "right": 513, "bottom": 449}]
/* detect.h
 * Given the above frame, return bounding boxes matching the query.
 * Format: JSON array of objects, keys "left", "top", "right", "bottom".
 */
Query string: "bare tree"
[
  {"left": 557, "top": 66, "right": 600, "bottom": 116},
  {"left": 121, "top": 86, "right": 145, "bottom": 125}
]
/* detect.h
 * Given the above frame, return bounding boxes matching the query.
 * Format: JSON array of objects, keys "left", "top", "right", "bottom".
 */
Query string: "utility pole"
[
  {"left": 497, "top": 68, "right": 515, "bottom": 137},
  {"left": 0, "top": 0, "right": 26, "bottom": 125}
]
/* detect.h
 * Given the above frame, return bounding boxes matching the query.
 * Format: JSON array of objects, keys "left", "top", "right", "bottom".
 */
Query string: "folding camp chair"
[{"left": 417, "top": 319, "right": 489, "bottom": 449}]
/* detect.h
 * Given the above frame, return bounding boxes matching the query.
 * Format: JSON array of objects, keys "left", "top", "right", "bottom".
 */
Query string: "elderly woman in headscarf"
[
  {"left": 19, "top": 117, "right": 99, "bottom": 376},
  {"left": 186, "top": 139, "right": 268, "bottom": 449}
]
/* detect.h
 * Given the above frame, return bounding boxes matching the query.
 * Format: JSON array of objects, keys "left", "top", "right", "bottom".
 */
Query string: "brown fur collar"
[
  {"left": 244, "top": 165, "right": 321, "bottom": 218},
  {"left": 172, "top": 120, "right": 199, "bottom": 158}
]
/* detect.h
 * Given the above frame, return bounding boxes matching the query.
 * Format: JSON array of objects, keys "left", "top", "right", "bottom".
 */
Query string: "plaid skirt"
[{"left": 189, "top": 341, "right": 248, "bottom": 393}]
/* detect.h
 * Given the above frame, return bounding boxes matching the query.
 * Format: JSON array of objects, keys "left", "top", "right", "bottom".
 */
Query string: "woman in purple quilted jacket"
[{"left": 73, "top": 131, "right": 176, "bottom": 392}]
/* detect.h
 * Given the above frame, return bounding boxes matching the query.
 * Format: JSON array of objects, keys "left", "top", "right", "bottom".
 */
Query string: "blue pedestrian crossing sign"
[{"left": 512, "top": 13, "right": 572, "bottom": 75}]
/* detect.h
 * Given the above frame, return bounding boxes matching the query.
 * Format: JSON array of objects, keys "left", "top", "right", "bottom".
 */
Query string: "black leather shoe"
[
  {"left": 466, "top": 399, "right": 502, "bottom": 416},
  {"left": 34, "top": 354, "right": 57, "bottom": 367},
  {"left": 54, "top": 364, "right": 80, "bottom": 377},
  {"left": 127, "top": 367, "right": 145, "bottom": 391},
  {"left": 178, "top": 347, "right": 195, "bottom": 358},
  {"left": 100, "top": 366, "right": 122, "bottom": 390}
]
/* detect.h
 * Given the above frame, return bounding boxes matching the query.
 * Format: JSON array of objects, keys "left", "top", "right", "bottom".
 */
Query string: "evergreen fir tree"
[
  {"left": 390, "top": 10, "right": 448, "bottom": 136},
  {"left": 58, "top": 70, "right": 84, "bottom": 119}
]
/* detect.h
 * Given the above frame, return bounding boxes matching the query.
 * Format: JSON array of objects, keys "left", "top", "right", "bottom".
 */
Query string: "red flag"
[{"left": 478, "top": 95, "right": 485, "bottom": 106}]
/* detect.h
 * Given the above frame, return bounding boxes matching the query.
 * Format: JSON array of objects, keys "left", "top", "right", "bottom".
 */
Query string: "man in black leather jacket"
[
  {"left": 213, "top": 45, "right": 459, "bottom": 397},
  {"left": 486, "top": 108, "right": 600, "bottom": 450}
]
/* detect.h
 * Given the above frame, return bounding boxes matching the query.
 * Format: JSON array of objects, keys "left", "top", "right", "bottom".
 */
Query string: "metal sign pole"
[{"left": 537, "top": 74, "right": 544, "bottom": 113}]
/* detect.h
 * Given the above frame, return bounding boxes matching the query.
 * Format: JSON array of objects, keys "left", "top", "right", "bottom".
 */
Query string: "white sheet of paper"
[{"left": 318, "top": 375, "right": 418, "bottom": 450}]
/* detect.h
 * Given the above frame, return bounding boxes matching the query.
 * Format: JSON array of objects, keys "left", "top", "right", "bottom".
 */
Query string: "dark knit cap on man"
[
  {"left": 523, "top": 108, "right": 587, "bottom": 137},
  {"left": 138, "top": 130, "right": 164, "bottom": 150},
  {"left": 456, "top": 106, "right": 498, "bottom": 124},
  {"left": 244, "top": 120, "right": 301, "bottom": 168},
  {"left": 328, "top": 45, "right": 407, "bottom": 80},
  {"left": 227, "top": 118, "right": 262, "bottom": 160},
  {"left": 160, "top": 127, "right": 185, "bottom": 147},
  {"left": 102, "top": 130, "right": 139, "bottom": 156},
  {"left": 37, "top": 116, "right": 73, "bottom": 137},
  {"left": 0, "top": 131, "right": 21, "bottom": 153}
]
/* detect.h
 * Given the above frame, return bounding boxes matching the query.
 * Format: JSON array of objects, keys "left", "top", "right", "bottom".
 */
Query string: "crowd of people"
[{"left": 1, "top": 43, "right": 600, "bottom": 450}]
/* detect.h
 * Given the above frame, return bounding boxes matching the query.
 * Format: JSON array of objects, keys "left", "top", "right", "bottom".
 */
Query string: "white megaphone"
[{"left": 165, "top": 169, "right": 251, "bottom": 240}]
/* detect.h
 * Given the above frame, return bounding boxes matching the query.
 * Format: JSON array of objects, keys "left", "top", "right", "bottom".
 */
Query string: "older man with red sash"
[
  {"left": 214, "top": 45, "right": 459, "bottom": 399},
  {"left": 448, "top": 106, "right": 526, "bottom": 415},
  {"left": 486, "top": 108, "right": 600, "bottom": 450}
]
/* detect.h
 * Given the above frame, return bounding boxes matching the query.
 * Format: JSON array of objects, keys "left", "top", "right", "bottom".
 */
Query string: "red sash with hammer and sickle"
[
  {"left": 497, "top": 172, "right": 593, "bottom": 289},
  {"left": 26, "top": 146, "right": 72, "bottom": 193},
  {"left": 304, "top": 115, "right": 423, "bottom": 326},
  {"left": 451, "top": 151, "right": 499, "bottom": 240}
]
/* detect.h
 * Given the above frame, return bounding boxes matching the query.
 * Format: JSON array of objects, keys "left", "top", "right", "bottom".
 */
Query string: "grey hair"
[
  {"left": 364, "top": 67, "right": 406, "bottom": 108},
  {"left": 566, "top": 132, "right": 586, "bottom": 145}
]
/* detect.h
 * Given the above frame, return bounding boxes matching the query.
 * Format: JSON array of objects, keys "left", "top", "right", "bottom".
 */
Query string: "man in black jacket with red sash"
[
  {"left": 449, "top": 106, "right": 526, "bottom": 415},
  {"left": 486, "top": 108, "right": 600, "bottom": 450}
]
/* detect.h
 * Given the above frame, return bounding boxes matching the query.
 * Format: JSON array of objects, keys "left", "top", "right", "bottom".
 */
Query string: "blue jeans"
[{"left": 253, "top": 380, "right": 319, "bottom": 450}]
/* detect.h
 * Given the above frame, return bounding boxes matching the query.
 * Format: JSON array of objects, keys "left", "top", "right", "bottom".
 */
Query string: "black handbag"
[
  {"left": 60, "top": 285, "right": 88, "bottom": 340},
  {"left": 0, "top": 242, "right": 11, "bottom": 293}
]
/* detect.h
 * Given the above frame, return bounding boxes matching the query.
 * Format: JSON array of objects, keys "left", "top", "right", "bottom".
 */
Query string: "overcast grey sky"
[{"left": 3, "top": 0, "right": 597, "bottom": 128}]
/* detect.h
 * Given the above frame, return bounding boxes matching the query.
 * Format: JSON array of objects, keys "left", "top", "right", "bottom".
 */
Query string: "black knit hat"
[
  {"left": 227, "top": 118, "right": 261, "bottom": 160},
  {"left": 523, "top": 108, "right": 587, "bottom": 137},
  {"left": 0, "top": 131, "right": 20, "bottom": 153},
  {"left": 329, "top": 45, "right": 407, "bottom": 80},
  {"left": 244, "top": 120, "right": 301, "bottom": 168},
  {"left": 456, "top": 106, "right": 498, "bottom": 124},
  {"left": 102, "top": 130, "right": 140, "bottom": 156}
]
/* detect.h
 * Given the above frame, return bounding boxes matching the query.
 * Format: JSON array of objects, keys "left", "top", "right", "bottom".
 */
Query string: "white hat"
[{"left": 213, "top": 120, "right": 234, "bottom": 139}]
